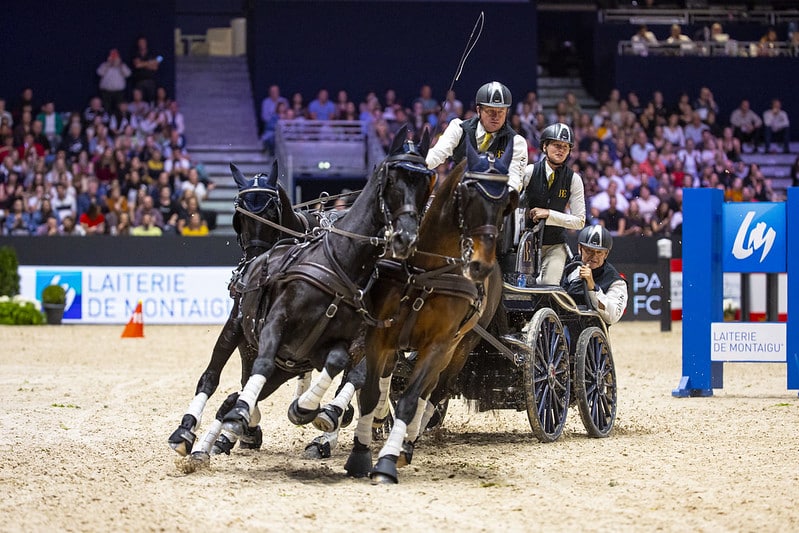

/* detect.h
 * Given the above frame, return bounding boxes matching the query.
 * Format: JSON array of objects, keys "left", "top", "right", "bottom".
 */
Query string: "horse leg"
[
  {"left": 169, "top": 309, "right": 244, "bottom": 456},
  {"left": 313, "top": 358, "right": 365, "bottom": 432},
  {"left": 295, "top": 372, "right": 312, "bottom": 398},
  {"left": 288, "top": 341, "right": 349, "bottom": 426},
  {"left": 238, "top": 344, "right": 263, "bottom": 450},
  {"left": 305, "top": 362, "right": 364, "bottom": 458},
  {"left": 344, "top": 373, "right": 390, "bottom": 478},
  {"left": 184, "top": 391, "right": 240, "bottom": 469},
  {"left": 397, "top": 396, "right": 428, "bottom": 468},
  {"left": 221, "top": 323, "right": 281, "bottom": 442},
  {"left": 371, "top": 352, "right": 444, "bottom": 484}
]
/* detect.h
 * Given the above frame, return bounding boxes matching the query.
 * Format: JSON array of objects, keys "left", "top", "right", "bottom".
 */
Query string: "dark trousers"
[{"left": 764, "top": 127, "right": 791, "bottom": 153}]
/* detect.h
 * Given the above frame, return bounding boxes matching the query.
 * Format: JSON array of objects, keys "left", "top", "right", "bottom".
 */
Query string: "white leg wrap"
[
  {"left": 186, "top": 392, "right": 209, "bottom": 430},
  {"left": 298, "top": 368, "right": 333, "bottom": 410},
  {"left": 354, "top": 409, "right": 374, "bottom": 445},
  {"left": 405, "top": 397, "right": 428, "bottom": 442},
  {"left": 295, "top": 373, "right": 312, "bottom": 398},
  {"left": 239, "top": 374, "right": 267, "bottom": 413},
  {"left": 380, "top": 420, "right": 407, "bottom": 458},
  {"left": 375, "top": 375, "right": 392, "bottom": 419},
  {"left": 323, "top": 430, "right": 338, "bottom": 450},
  {"left": 330, "top": 382, "right": 355, "bottom": 412},
  {"left": 196, "top": 419, "right": 223, "bottom": 454},
  {"left": 418, "top": 400, "right": 436, "bottom": 435},
  {"left": 250, "top": 405, "right": 261, "bottom": 427}
]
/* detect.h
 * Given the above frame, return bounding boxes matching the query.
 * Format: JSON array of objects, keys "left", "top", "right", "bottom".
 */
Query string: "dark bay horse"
[
  {"left": 169, "top": 161, "right": 312, "bottom": 457},
  {"left": 213, "top": 128, "right": 436, "bottom": 454},
  {"left": 340, "top": 139, "right": 519, "bottom": 483}
]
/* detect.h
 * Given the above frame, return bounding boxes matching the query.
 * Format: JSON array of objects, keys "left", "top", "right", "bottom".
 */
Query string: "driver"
[
  {"left": 521, "top": 122, "right": 585, "bottom": 285},
  {"left": 562, "top": 225, "right": 628, "bottom": 325},
  {"left": 425, "top": 81, "right": 528, "bottom": 192}
]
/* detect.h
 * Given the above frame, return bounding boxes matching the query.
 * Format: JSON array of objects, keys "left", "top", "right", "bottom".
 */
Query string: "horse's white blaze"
[
  {"left": 298, "top": 368, "right": 332, "bottom": 410},
  {"left": 239, "top": 374, "right": 267, "bottom": 412},
  {"left": 186, "top": 392, "right": 209, "bottom": 429},
  {"left": 380, "top": 420, "right": 407, "bottom": 458}
]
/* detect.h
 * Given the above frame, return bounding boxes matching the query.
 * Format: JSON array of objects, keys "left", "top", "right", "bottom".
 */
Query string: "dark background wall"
[
  {"left": 0, "top": 0, "right": 176, "bottom": 112},
  {"left": 249, "top": 1, "right": 538, "bottom": 120}
]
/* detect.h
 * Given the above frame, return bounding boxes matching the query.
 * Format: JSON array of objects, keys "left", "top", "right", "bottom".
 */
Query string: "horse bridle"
[
  {"left": 455, "top": 167, "right": 510, "bottom": 265},
  {"left": 234, "top": 178, "right": 283, "bottom": 253},
  {"left": 372, "top": 148, "right": 434, "bottom": 255}
]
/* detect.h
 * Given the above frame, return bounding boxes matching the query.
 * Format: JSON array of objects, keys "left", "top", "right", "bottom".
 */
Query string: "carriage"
[{"left": 389, "top": 224, "right": 618, "bottom": 444}]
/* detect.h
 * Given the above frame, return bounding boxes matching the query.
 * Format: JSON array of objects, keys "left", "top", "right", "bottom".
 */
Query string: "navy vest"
[
  {"left": 523, "top": 160, "right": 573, "bottom": 245},
  {"left": 452, "top": 116, "right": 515, "bottom": 164}
]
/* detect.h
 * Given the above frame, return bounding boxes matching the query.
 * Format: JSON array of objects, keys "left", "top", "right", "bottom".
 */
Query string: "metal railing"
[
  {"left": 274, "top": 119, "right": 369, "bottom": 202},
  {"left": 600, "top": 7, "right": 793, "bottom": 25},
  {"left": 617, "top": 39, "right": 798, "bottom": 57}
]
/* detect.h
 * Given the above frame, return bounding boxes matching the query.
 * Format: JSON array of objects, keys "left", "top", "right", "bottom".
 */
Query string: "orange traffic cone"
[{"left": 121, "top": 300, "right": 144, "bottom": 338}]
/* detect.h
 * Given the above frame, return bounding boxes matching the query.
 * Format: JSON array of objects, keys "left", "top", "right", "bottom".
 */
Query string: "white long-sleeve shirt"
[
  {"left": 523, "top": 160, "right": 586, "bottom": 230},
  {"left": 564, "top": 268, "right": 628, "bottom": 325},
  {"left": 425, "top": 118, "right": 528, "bottom": 192}
]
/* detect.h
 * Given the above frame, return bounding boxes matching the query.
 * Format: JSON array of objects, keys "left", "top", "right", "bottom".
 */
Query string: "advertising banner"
[{"left": 20, "top": 266, "right": 234, "bottom": 324}]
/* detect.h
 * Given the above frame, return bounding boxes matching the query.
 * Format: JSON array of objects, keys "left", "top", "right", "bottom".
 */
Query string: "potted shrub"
[
  {"left": 41, "top": 284, "right": 67, "bottom": 325},
  {"left": 0, "top": 246, "right": 20, "bottom": 297}
]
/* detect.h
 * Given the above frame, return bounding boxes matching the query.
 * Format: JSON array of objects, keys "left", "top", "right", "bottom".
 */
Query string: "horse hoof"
[
  {"left": 168, "top": 427, "right": 196, "bottom": 456},
  {"left": 397, "top": 440, "right": 414, "bottom": 468},
  {"left": 177, "top": 451, "right": 210, "bottom": 474},
  {"left": 312, "top": 405, "right": 341, "bottom": 432},
  {"left": 212, "top": 434, "right": 235, "bottom": 456},
  {"left": 370, "top": 455, "right": 399, "bottom": 484},
  {"left": 344, "top": 448, "right": 372, "bottom": 478},
  {"left": 239, "top": 425, "right": 263, "bottom": 450},
  {"left": 287, "top": 399, "right": 319, "bottom": 426},
  {"left": 341, "top": 404, "right": 355, "bottom": 428},
  {"left": 190, "top": 451, "right": 210, "bottom": 467},
  {"left": 304, "top": 437, "right": 331, "bottom": 459},
  {"left": 222, "top": 401, "right": 251, "bottom": 426}
]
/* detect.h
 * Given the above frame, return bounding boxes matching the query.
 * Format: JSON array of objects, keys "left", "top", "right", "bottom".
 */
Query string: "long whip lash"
[{"left": 447, "top": 11, "right": 485, "bottom": 96}]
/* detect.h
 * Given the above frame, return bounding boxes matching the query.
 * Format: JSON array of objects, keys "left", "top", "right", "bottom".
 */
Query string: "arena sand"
[{"left": 1, "top": 322, "right": 798, "bottom": 532}]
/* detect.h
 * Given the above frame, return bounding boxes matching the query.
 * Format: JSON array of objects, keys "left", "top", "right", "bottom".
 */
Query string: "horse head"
[
  {"left": 376, "top": 124, "right": 436, "bottom": 259},
  {"left": 455, "top": 136, "right": 519, "bottom": 281},
  {"left": 231, "top": 161, "right": 284, "bottom": 258}
]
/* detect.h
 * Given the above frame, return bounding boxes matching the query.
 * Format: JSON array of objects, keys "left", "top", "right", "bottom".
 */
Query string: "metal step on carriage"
[{"left": 390, "top": 221, "right": 618, "bottom": 443}]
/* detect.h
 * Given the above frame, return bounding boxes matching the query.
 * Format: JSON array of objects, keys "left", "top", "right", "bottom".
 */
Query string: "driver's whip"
[{"left": 445, "top": 11, "right": 485, "bottom": 98}]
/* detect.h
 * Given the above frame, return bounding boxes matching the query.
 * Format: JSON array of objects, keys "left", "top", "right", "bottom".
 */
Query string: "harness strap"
[
  {"left": 468, "top": 224, "right": 499, "bottom": 238},
  {"left": 293, "top": 293, "right": 345, "bottom": 362},
  {"left": 378, "top": 259, "right": 482, "bottom": 351}
]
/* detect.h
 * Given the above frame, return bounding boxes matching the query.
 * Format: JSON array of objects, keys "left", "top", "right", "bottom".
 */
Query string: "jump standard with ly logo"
[{"left": 674, "top": 188, "right": 798, "bottom": 397}]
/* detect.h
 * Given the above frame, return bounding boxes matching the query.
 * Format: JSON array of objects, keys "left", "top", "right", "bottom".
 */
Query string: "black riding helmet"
[
  {"left": 475, "top": 81, "right": 512, "bottom": 109},
  {"left": 578, "top": 225, "right": 613, "bottom": 253},
  {"left": 539, "top": 122, "right": 574, "bottom": 150}
]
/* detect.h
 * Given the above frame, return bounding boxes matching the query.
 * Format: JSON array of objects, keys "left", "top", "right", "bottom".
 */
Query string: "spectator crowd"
[
  {"left": 262, "top": 79, "right": 794, "bottom": 240},
  {"left": 0, "top": 37, "right": 215, "bottom": 238},
  {"left": 2, "top": 35, "right": 795, "bottom": 240}
]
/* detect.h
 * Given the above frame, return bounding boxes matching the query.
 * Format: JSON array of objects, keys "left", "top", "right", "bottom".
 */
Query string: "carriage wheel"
[
  {"left": 573, "top": 327, "right": 617, "bottom": 438},
  {"left": 523, "top": 307, "right": 570, "bottom": 443}
]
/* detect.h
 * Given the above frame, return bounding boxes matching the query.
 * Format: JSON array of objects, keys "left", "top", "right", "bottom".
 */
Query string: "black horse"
[
  {"left": 212, "top": 127, "right": 436, "bottom": 455},
  {"left": 169, "top": 161, "right": 312, "bottom": 457}
]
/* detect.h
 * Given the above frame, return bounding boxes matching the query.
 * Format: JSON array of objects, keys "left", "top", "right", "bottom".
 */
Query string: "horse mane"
[{"left": 415, "top": 159, "right": 467, "bottom": 259}]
